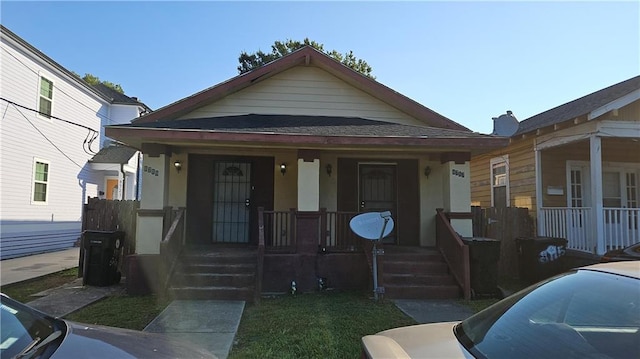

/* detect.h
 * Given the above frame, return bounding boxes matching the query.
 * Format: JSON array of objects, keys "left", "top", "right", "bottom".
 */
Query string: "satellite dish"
[
  {"left": 350, "top": 211, "right": 394, "bottom": 241},
  {"left": 492, "top": 111, "right": 519, "bottom": 137}
]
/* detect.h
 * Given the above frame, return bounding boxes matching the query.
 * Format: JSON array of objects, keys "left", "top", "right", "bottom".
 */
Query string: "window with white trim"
[
  {"left": 38, "top": 76, "right": 53, "bottom": 118},
  {"left": 490, "top": 156, "right": 509, "bottom": 208},
  {"left": 32, "top": 159, "right": 49, "bottom": 203}
]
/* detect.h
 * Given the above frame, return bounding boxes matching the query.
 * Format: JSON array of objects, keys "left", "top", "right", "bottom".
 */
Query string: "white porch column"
[
  {"left": 297, "top": 158, "right": 320, "bottom": 211},
  {"left": 534, "top": 147, "right": 544, "bottom": 236},
  {"left": 590, "top": 135, "right": 605, "bottom": 254},
  {"left": 443, "top": 161, "right": 472, "bottom": 237},
  {"left": 136, "top": 154, "right": 170, "bottom": 254}
]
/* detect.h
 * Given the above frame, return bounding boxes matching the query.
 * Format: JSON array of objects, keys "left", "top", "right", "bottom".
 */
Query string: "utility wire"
[
  {"left": 5, "top": 102, "right": 85, "bottom": 168},
  {"left": 1, "top": 44, "right": 123, "bottom": 125}
]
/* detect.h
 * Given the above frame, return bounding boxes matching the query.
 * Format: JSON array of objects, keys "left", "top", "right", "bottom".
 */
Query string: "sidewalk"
[{"left": 0, "top": 247, "right": 80, "bottom": 285}]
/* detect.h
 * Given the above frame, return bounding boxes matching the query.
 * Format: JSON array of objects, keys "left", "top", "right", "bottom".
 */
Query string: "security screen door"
[
  {"left": 212, "top": 161, "right": 251, "bottom": 243},
  {"left": 359, "top": 164, "right": 397, "bottom": 244}
]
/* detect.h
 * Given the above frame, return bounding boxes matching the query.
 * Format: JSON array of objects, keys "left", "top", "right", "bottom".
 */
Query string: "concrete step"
[
  {"left": 383, "top": 260, "right": 450, "bottom": 274},
  {"left": 171, "top": 272, "right": 255, "bottom": 287},
  {"left": 168, "top": 286, "right": 255, "bottom": 301},
  {"left": 384, "top": 284, "right": 461, "bottom": 300},
  {"left": 178, "top": 263, "right": 256, "bottom": 275},
  {"left": 383, "top": 273, "right": 457, "bottom": 286}
]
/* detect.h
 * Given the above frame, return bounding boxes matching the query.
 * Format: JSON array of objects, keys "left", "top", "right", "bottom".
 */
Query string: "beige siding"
[
  {"left": 178, "top": 66, "right": 425, "bottom": 125},
  {"left": 599, "top": 100, "right": 640, "bottom": 121}
]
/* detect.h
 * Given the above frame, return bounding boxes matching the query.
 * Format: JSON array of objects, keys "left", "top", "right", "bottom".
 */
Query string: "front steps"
[
  {"left": 167, "top": 247, "right": 257, "bottom": 301},
  {"left": 382, "top": 247, "right": 461, "bottom": 299}
]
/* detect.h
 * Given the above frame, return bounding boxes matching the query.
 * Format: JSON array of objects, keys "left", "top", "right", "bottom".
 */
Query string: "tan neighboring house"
[
  {"left": 471, "top": 75, "right": 640, "bottom": 256},
  {"left": 106, "top": 46, "right": 507, "bottom": 300}
]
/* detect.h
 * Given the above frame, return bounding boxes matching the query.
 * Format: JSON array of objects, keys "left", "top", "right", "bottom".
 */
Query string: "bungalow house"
[
  {"left": 0, "top": 25, "right": 149, "bottom": 259},
  {"left": 106, "top": 46, "right": 507, "bottom": 300},
  {"left": 471, "top": 75, "right": 640, "bottom": 258}
]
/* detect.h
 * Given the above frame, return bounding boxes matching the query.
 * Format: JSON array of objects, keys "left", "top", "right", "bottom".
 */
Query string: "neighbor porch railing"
[
  {"left": 540, "top": 207, "right": 640, "bottom": 253},
  {"left": 259, "top": 209, "right": 362, "bottom": 252},
  {"left": 435, "top": 208, "right": 471, "bottom": 300},
  {"left": 159, "top": 207, "right": 186, "bottom": 294}
]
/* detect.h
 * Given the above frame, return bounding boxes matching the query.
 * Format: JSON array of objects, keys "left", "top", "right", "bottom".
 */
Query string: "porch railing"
[
  {"left": 159, "top": 207, "right": 186, "bottom": 294},
  {"left": 435, "top": 208, "right": 471, "bottom": 300},
  {"left": 540, "top": 207, "right": 593, "bottom": 252},
  {"left": 603, "top": 208, "right": 640, "bottom": 249},
  {"left": 540, "top": 207, "right": 640, "bottom": 253},
  {"left": 260, "top": 210, "right": 362, "bottom": 252}
]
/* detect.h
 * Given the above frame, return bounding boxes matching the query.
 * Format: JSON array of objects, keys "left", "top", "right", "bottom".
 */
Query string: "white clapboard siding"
[
  {"left": 178, "top": 66, "right": 426, "bottom": 126},
  {"left": 1, "top": 31, "right": 108, "bottom": 257}
]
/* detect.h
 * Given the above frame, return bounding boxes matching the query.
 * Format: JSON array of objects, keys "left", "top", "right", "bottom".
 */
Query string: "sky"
[{"left": 1, "top": 1, "right": 638, "bottom": 134}]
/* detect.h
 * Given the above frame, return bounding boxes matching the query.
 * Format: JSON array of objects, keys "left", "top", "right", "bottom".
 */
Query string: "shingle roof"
[
  {"left": 92, "top": 83, "right": 142, "bottom": 105},
  {"left": 89, "top": 145, "right": 137, "bottom": 164},
  {"left": 516, "top": 75, "right": 640, "bottom": 135},
  {"left": 121, "top": 114, "right": 494, "bottom": 139}
]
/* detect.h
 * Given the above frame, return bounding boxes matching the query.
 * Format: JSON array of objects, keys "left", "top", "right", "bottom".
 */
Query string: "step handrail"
[
  {"left": 435, "top": 208, "right": 471, "bottom": 300},
  {"left": 256, "top": 207, "right": 265, "bottom": 303},
  {"left": 160, "top": 207, "right": 186, "bottom": 295}
]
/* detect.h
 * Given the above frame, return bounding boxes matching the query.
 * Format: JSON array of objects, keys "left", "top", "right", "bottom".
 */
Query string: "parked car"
[
  {"left": 601, "top": 242, "right": 640, "bottom": 262},
  {"left": 362, "top": 261, "right": 640, "bottom": 359},
  {"left": 0, "top": 293, "right": 216, "bottom": 359}
]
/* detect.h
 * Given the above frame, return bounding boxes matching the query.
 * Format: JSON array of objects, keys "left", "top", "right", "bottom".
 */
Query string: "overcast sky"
[{"left": 2, "top": 1, "right": 638, "bottom": 134}]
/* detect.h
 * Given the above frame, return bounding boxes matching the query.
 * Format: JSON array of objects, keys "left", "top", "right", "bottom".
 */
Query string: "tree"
[
  {"left": 72, "top": 72, "right": 125, "bottom": 94},
  {"left": 238, "top": 38, "right": 374, "bottom": 79}
]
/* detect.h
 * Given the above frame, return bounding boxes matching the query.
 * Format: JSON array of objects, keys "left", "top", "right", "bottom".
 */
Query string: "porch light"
[
  {"left": 424, "top": 166, "right": 431, "bottom": 178},
  {"left": 174, "top": 161, "right": 182, "bottom": 173},
  {"left": 280, "top": 163, "right": 287, "bottom": 175},
  {"left": 326, "top": 164, "right": 332, "bottom": 176}
]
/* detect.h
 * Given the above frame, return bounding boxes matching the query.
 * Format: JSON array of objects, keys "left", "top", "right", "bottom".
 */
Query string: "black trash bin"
[
  {"left": 515, "top": 236, "right": 567, "bottom": 283},
  {"left": 82, "top": 230, "right": 125, "bottom": 286},
  {"left": 463, "top": 237, "right": 501, "bottom": 298}
]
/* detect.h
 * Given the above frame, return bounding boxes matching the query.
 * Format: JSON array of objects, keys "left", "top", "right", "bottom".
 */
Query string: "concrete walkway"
[
  {"left": 394, "top": 299, "right": 475, "bottom": 324},
  {"left": 1, "top": 247, "right": 80, "bottom": 285}
]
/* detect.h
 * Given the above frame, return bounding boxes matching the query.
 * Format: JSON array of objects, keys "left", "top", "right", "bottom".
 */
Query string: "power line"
[
  {"left": 4, "top": 101, "right": 86, "bottom": 168},
  {"left": 1, "top": 44, "right": 123, "bottom": 125}
]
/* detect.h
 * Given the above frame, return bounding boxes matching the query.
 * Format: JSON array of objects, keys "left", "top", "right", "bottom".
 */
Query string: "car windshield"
[
  {"left": 454, "top": 269, "right": 640, "bottom": 359},
  {"left": 1, "top": 295, "right": 62, "bottom": 358}
]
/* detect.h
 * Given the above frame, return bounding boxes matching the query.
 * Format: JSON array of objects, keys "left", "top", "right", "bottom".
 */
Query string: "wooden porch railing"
[
  {"left": 159, "top": 207, "right": 186, "bottom": 294},
  {"left": 603, "top": 208, "right": 640, "bottom": 249},
  {"left": 260, "top": 209, "right": 362, "bottom": 252},
  {"left": 435, "top": 208, "right": 471, "bottom": 300}
]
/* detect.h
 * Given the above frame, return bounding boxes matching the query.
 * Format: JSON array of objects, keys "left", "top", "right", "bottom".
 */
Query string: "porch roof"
[
  {"left": 89, "top": 145, "right": 137, "bottom": 164},
  {"left": 106, "top": 114, "right": 507, "bottom": 152}
]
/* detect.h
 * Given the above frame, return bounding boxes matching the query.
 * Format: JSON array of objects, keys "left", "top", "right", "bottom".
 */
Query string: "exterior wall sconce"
[
  {"left": 424, "top": 166, "right": 431, "bottom": 178},
  {"left": 326, "top": 164, "right": 332, "bottom": 176},
  {"left": 280, "top": 163, "right": 287, "bottom": 175},
  {"left": 174, "top": 161, "right": 182, "bottom": 173}
]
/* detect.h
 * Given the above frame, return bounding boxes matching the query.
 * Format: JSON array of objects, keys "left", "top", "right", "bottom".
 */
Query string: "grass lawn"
[{"left": 228, "top": 291, "right": 417, "bottom": 359}]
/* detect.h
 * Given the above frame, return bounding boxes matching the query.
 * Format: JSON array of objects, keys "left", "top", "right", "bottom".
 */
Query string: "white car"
[{"left": 362, "top": 261, "right": 640, "bottom": 359}]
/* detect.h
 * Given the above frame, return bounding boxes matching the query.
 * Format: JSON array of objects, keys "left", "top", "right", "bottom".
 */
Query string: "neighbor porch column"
[
  {"left": 534, "top": 146, "right": 544, "bottom": 236},
  {"left": 136, "top": 153, "right": 170, "bottom": 254},
  {"left": 442, "top": 160, "right": 473, "bottom": 237},
  {"left": 590, "top": 135, "right": 605, "bottom": 254}
]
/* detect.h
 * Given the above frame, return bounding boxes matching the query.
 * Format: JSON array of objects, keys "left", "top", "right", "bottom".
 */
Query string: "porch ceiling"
[{"left": 105, "top": 114, "right": 508, "bottom": 153}]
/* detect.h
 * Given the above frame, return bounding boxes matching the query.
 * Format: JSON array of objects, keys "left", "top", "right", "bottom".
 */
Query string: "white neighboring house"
[{"left": 0, "top": 25, "right": 150, "bottom": 259}]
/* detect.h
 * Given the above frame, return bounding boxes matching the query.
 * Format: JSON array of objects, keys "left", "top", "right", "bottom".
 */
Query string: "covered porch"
[{"left": 535, "top": 120, "right": 640, "bottom": 254}]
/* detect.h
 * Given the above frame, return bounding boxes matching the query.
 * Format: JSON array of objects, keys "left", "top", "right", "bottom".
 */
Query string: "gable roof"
[
  {"left": 132, "top": 46, "right": 469, "bottom": 131},
  {"left": 516, "top": 75, "right": 640, "bottom": 136},
  {"left": 92, "top": 83, "right": 150, "bottom": 110}
]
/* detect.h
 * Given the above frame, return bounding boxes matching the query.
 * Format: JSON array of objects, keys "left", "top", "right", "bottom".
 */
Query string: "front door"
[
  {"left": 359, "top": 164, "right": 397, "bottom": 244},
  {"left": 212, "top": 161, "right": 251, "bottom": 243}
]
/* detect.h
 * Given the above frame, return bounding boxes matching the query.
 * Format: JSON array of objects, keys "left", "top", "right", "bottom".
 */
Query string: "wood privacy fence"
[
  {"left": 81, "top": 197, "right": 140, "bottom": 275},
  {"left": 471, "top": 206, "right": 534, "bottom": 278}
]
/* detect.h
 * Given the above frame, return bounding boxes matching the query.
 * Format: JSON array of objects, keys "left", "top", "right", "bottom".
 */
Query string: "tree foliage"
[
  {"left": 238, "top": 38, "right": 374, "bottom": 78},
  {"left": 73, "top": 72, "right": 125, "bottom": 94}
]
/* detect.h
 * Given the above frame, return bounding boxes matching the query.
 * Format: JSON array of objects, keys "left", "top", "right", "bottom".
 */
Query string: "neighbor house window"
[
  {"left": 491, "top": 156, "right": 509, "bottom": 208},
  {"left": 38, "top": 76, "right": 53, "bottom": 118},
  {"left": 32, "top": 159, "right": 49, "bottom": 203}
]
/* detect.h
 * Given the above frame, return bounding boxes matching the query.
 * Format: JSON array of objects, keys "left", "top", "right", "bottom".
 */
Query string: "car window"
[{"left": 1, "top": 297, "right": 57, "bottom": 358}]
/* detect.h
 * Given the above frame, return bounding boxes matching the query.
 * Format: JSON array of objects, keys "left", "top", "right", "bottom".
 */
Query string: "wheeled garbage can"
[
  {"left": 463, "top": 237, "right": 501, "bottom": 298},
  {"left": 515, "top": 236, "right": 567, "bottom": 283},
  {"left": 82, "top": 230, "right": 125, "bottom": 286}
]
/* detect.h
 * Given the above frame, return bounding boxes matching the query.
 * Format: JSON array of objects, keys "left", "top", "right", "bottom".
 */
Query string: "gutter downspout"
[{"left": 120, "top": 163, "right": 126, "bottom": 200}]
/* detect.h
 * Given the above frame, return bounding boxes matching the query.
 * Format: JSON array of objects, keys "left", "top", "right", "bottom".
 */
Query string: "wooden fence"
[
  {"left": 81, "top": 197, "right": 140, "bottom": 275},
  {"left": 471, "top": 206, "right": 534, "bottom": 278}
]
